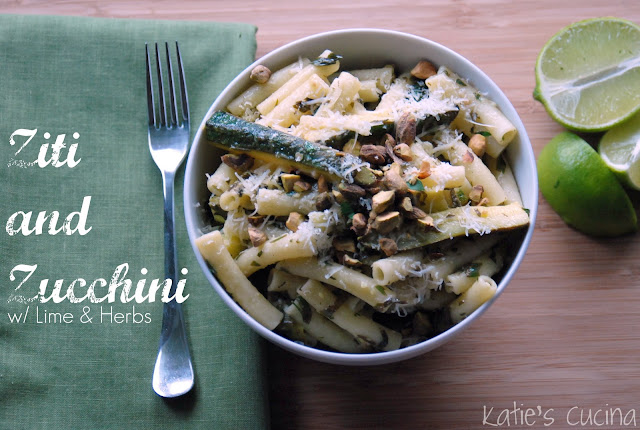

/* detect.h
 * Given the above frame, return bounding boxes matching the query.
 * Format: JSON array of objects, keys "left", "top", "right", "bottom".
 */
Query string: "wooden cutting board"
[{"left": 5, "top": 1, "right": 639, "bottom": 428}]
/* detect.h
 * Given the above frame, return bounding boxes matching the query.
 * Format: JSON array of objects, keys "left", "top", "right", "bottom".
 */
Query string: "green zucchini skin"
[
  {"left": 205, "top": 111, "right": 368, "bottom": 180},
  {"left": 321, "top": 108, "right": 458, "bottom": 149}
]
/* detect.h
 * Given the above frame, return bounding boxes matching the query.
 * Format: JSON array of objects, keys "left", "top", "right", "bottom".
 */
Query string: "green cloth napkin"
[{"left": 0, "top": 14, "right": 269, "bottom": 429}]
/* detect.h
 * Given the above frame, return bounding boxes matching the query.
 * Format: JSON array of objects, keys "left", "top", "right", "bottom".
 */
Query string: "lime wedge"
[
  {"left": 538, "top": 132, "right": 637, "bottom": 237},
  {"left": 599, "top": 111, "right": 640, "bottom": 190},
  {"left": 534, "top": 17, "right": 640, "bottom": 132}
]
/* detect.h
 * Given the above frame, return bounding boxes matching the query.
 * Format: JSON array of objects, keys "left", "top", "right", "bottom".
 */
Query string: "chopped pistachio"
[
  {"left": 410, "top": 60, "right": 437, "bottom": 80},
  {"left": 416, "top": 215, "right": 435, "bottom": 229},
  {"left": 248, "top": 226, "right": 267, "bottom": 247},
  {"left": 462, "top": 150, "right": 475, "bottom": 164},
  {"left": 351, "top": 213, "right": 367, "bottom": 236},
  {"left": 468, "top": 134, "right": 487, "bottom": 157},
  {"left": 221, "top": 153, "right": 254, "bottom": 172},
  {"left": 332, "top": 189, "right": 346, "bottom": 203},
  {"left": 368, "top": 185, "right": 382, "bottom": 195},
  {"left": 381, "top": 133, "right": 396, "bottom": 147},
  {"left": 383, "top": 133, "right": 403, "bottom": 164},
  {"left": 395, "top": 112, "right": 417, "bottom": 145},
  {"left": 342, "top": 254, "right": 361, "bottom": 267},
  {"left": 469, "top": 185, "right": 484, "bottom": 203},
  {"left": 315, "top": 192, "right": 334, "bottom": 211},
  {"left": 409, "top": 207, "right": 428, "bottom": 219},
  {"left": 399, "top": 196, "right": 413, "bottom": 213},
  {"left": 333, "top": 237, "right": 356, "bottom": 253},
  {"left": 317, "top": 174, "right": 329, "bottom": 193},
  {"left": 393, "top": 143, "right": 413, "bottom": 161},
  {"left": 372, "top": 190, "right": 395, "bottom": 214},
  {"left": 379, "top": 237, "right": 398, "bottom": 256},
  {"left": 371, "top": 211, "right": 402, "bottom": 234},
  {"left": 281, "top": 173, "right": 301, "bottom": 192},
  {"left": 338, "top": 182, "right": 366, "bottom": 199},
  {"left": 250, "top": 65, "right": 271, "bottom": 83},
  {"left": 383, "top": 163, "right": 408, "bottom": 193},
  {"left": 286, "top": 212, "right": 304, "bottom": 232},
  {"left": 359, "top": 144, "right": 388, "bottom": 165},
  {"left": 293, "top": 180, "right": 312, "bottom": 192},
  {"left": 354, "top": 167, "right": 377, "bottom": 186}
]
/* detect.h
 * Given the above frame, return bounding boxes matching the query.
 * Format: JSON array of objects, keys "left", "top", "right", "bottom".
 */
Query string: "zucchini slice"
[
  {"left": 205, "top": 111, "right": 370, "bottom": 181},
  {"left": 360, "top": 203, "right": 530, "bottom": 251}
]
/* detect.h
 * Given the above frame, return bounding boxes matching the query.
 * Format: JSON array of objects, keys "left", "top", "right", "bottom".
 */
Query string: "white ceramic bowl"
[{"left": 184, "top": 28, "right": 538, "bottom": 365}]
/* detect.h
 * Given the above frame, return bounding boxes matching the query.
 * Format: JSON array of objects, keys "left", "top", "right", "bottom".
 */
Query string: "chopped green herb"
[
  {"left": 465, "top": 262, "right": 481, "bottom": 278},
  {"left": 257, "top": 250, "right": 263, "bottom": 257},
  {"left": 407, "top": 180, "right": 425, "bottom": 191},
  {"left": 523, "top": 208, "right": 530, "bottom": 215},
  {"left": 312, "top": 52, "right": 342, "bottom": 66},
  {"left": 461, "top": 189, "right": 469, "bottom": 205},
  {"left": 375, "top": 285, "right": 386, "bottom": 294},
  {"left": 456, "top": 78, "right": 467, "bottom": 86},
  {"left": 250, "top": 261, "right": 261, "bottom": 267},
  {"left": 475, "top": 93, "right": 482, "bottom": 100},
  {"left": 477, "top": 131, "right": 492, "bottom": 137},
  {"left": 271, "top": 234, "right": 287, "bottom": 243},
  {"left": 340, "top": 201, "right": 355, "bottom": 218},
  {"left": 409, "top": 77, "right": 429, "bottom": 100},
  {"left": 451, "top": 188, "right": 469, "bottom": 207}
]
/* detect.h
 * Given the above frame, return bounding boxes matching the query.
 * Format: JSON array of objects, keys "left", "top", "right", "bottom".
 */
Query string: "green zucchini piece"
[
  {"left": 322, "top": 120, "right": 394, "bottom": 148},
  {"left": 205, "top": 111, "right": 370, "bottom": 181},
  {"left": 360, "top": 203, "right": 529, "bottom": 251},
  {"left": 418, "top": 109, "right": 459, "bottom": 135},
  {"left": 320, "top": 107, "right": 456, "bottom": 149}
]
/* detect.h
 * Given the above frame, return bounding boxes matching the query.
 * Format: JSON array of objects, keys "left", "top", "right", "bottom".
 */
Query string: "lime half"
[
  {"left": 534, "top": 17, "right": 640, "bottom": 132},
  {"left": 599, "top": 111, "right": 640, "bottom": 190},
  {"left": 538, "top": 132, "right": 637, "bottom": 237}
]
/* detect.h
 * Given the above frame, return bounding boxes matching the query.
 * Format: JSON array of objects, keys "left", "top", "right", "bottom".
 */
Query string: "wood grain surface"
[{"left": 3, "top": 1, "right": 640, "bottom": 429}]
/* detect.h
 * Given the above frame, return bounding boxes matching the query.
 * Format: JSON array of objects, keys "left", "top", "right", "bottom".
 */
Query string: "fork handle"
[
  {"left": 152, "top": 170, "right": 194, "bottom": 397},
  {"left": 162, "top": 170, "right": 179, "bottom": 284}
]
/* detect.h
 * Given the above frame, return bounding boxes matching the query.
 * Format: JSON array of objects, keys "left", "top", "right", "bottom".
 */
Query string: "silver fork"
[{"left": 146, "top": 41, "right": 194, "bottom": 398}]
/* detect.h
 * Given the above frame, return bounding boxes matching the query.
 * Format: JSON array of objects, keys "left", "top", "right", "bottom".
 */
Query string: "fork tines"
[{"left": 145, "top": 41, "right": 189, "bottom": 129}]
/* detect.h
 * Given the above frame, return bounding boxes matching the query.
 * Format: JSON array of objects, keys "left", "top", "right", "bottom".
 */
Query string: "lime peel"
[{"left": 538, "top": 132, "right": 637, "bottom": 237}]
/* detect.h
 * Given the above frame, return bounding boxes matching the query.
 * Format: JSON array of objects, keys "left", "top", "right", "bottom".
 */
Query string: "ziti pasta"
[{"left": 196, "top": 51, "right": 529, "bottom": 353}]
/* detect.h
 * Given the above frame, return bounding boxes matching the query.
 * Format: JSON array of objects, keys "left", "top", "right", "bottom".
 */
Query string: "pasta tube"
[
  {"left": 297, "top": 280, "right": 402, "bottom": 352},
  {"left": 235, "top": 229, "right": 318, "bottom": 276},
  {"left": 267, "top": 268, "right": 307, "bottom": 299},
  {"left": 284, "top": 297, "right": 365, "bottom": 353},
  {"left": 444, "top": 252, "right": 503, "bottom": 294},
  {"left": 440, "top": 134, "right": 507, "bottom": 205},
  {"left": 257, "top": 73, "right": 330, "bottom": 128},
  {"left": 255, "top": 189, "right": 318, "bottom": 216},
  {"left": 196, "top": 231, "right": 283, "bottom": 330},
  {"left": 277, "top": 257, "right": 395, "bottom": 310},
  {"left": 256, "top": 58, "right": 339, "bottom": 116},
  {"left": 227, "top": 59, "right": 311, "bottom": 118},
  {"left": 449, "top": 275, "right": 497, "bottom": 323},
  {"left": 371, "top": 251, "right": 423, "bottom": 286}
]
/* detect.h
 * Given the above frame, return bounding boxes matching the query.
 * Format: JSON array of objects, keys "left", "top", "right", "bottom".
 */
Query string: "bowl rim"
[{"left": 184, "top": 28, "right": 538, "bottom": 366}]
